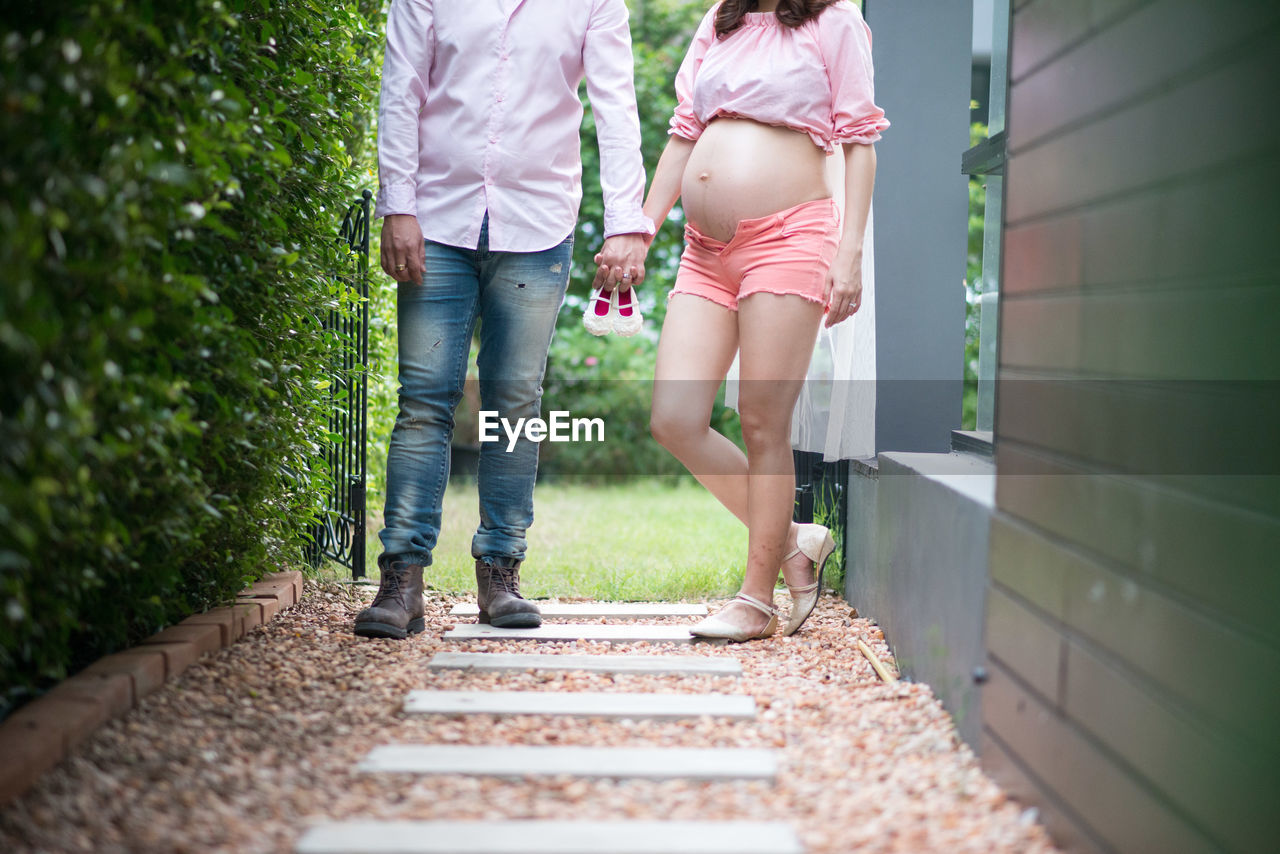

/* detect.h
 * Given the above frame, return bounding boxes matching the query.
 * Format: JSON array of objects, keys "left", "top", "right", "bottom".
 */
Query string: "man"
[{"left": 355, "top": 0, "right": 653, "bottom": 639}]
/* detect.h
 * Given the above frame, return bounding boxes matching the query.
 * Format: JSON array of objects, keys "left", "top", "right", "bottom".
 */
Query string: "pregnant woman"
[{"left": 640, "top": 0, "right": 887, "bottom": 641}]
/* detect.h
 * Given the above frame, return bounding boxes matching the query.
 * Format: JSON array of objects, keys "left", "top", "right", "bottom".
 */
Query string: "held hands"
[
  {"left": 823, "top": 246, "right": 864, "bottom": 328},
  {"left": 591, "top": 233, "right": 650, "bottom": 293},
  {"left": 381, "top": 214, "right": 425, "bottom": 283}
]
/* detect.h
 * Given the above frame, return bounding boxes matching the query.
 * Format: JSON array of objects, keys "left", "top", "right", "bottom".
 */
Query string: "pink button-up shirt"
[
  {"left": 375, "top": 0, "right": 655, "bottom": 253},
  {"left": 670, "top": 2, "right": 888, "bottom": 152}
]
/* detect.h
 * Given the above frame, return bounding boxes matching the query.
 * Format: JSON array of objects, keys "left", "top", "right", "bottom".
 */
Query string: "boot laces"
[
  {"left": 372, "top": 565, "right": 407, "bottom": 607},
  {"left": 491, "top": 564, "right": 520, "bottom": 595}
]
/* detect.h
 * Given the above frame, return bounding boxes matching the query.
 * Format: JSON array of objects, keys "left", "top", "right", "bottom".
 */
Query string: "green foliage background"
[
  {"left": 0, "top": 0, "right": 383, "bottom": 717},
  {"left": 964, "top": 121, "right": 989, "bottom": 430}
]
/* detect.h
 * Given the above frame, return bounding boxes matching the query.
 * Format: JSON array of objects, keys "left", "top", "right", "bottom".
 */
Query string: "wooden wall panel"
[
  {"left": 1063, "top": 642, "right": 1279, "bottom": 853},
  {"left": 990, "top": 515, "right": 1280, "bottom": 755},
  {"left": 987, "top": 3, "right": 1280, "bottom": 847},
  {"left": 1009, "top": 0, "right": 1152, "bottom": 82},
  {"left": 1010, "top": 0, "right": 1278, "bottom": 147},
  {"left": 981, "top": 732, "right": 1110, "bottom": 854},
  {"left": 984, "top": 662, "right": 1222, "bottom": 854},
  {"left": 1006, "top": 44, "right": 1279, "bottom": 223},
  {"left": 1000, "top": 286, "right": 1280, "bottom": 379},
  {"left": 1003, "top": 157, "right": 1280, "bottom": 297},
  {"left": 986, "top": 586, "right": 1065, "bottom": 703},
  {"left": 992, "top": 450, "right": 1280, "bottom": 639},
  {"left": 993, "top": 381, "right": 1280, "bottom": 503}
]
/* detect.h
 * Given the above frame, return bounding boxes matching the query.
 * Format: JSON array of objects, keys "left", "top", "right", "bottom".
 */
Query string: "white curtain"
[
  {"left": 726, "top": 151, "right": 877, "bottom": 460},
  {"left": 793, "top": 208, "right": 876, "bottom": 460}
]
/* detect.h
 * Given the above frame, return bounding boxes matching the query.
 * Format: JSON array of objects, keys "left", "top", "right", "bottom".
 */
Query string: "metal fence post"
[{"left": 309, "top": 189, "right": 372, "bottom": 579}]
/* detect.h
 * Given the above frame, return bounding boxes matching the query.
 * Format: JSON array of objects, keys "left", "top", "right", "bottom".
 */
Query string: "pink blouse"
[{"left": 669, "top": 2, "right": 889, "bottom": 152}]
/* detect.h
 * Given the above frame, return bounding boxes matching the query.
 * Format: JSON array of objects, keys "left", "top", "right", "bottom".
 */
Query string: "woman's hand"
[{"left": 823, "top": 248, "right": 864, "bottom": 327}]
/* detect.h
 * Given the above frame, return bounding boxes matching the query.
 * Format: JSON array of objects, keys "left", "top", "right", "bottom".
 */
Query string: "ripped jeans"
[{"left": 378, "top": 215, "right": 572, "bottom": 567}]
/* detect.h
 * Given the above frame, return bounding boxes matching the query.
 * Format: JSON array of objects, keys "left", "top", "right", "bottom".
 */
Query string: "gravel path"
[{"left": 0, "top": 581, "right": 1059, "bottom": 854}]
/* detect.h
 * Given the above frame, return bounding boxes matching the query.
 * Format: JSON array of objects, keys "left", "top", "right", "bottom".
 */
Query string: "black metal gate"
[{"left": 308, "top": 189, "right": 372, "bottom": 579}]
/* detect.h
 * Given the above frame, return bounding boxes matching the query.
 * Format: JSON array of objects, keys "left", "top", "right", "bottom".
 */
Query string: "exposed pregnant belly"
[{"left": 681, "top": 118, "right": 834, "bottom": 243}]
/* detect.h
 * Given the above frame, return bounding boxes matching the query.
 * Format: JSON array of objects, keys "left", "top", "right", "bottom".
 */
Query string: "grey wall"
[
  {"left": 864, "top": 0, "right": 973, "bottom": 453},
  {"left": 842, "top": 465, "right": 881, "bottom": 621},
  {"left": 984, "top": 1, "right": 1280, "bottom": 852},
  {"left": 846, "top": 454, "right": 994, "bottom": 748}
]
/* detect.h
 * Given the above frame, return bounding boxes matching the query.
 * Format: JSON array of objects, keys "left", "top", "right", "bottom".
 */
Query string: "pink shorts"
[{"left": 669, "top": 198, "right": 841, "bottom": 312}]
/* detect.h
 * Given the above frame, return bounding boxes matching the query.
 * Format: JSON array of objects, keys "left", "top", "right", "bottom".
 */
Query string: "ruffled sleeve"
[
  {"left": 668, "top": 6, "right": 718, "bottom": 141},
  {"left": 820, "top": 3, "right": 888, "bottom": 146}
]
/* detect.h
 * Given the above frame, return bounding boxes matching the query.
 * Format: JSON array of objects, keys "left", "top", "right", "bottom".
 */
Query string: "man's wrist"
[
  {"left": 375, "top": 181, "right": 418, "bottom": 220},
  {"left": 603, "top": 211, "right": 657, "bottom": 241}
]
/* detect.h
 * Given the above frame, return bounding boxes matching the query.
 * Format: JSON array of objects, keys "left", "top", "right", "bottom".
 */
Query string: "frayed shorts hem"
[{"left": 666, "top": 287, "right": 828, "bottom": 313}]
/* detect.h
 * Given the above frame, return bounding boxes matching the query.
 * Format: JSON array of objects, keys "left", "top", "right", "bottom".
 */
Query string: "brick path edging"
[{"left": 0, "top": 570, "right": 305, "bottom": 806}]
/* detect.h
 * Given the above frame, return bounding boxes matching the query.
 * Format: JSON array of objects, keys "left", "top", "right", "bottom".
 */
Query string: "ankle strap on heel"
[{"left": 733, "top": 592, "right": 776, "bottom": 616}]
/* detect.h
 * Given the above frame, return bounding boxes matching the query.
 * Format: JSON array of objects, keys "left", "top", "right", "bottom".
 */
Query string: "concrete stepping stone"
[
  {"left": 297, "top": 820, "right": 804, "bottom": 854},
  {"left": 451, "top": 602, "right": 709, "bottom": 618},
  {"left": 444, "top": 623, "right": 723, "bottom": 645},
  {"left": 428, "top": 651, "right": 742, "bottom": 677},
  {"left": 403, "top": 690, "right": 756, "bottom": 720},
  {"left": 358, "top": 745, "right": 777, "bottom": 781}
]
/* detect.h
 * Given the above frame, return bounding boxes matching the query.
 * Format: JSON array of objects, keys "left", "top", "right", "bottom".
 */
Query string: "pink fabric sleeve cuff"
[
  {"left": 668, "top": 112, "right": 704, "bottom": 142},
  {"left": 375, "top": 181, "right": 418, "bottom": 219},
  {"left": 832, "top": 116, "right": 890, "bottom": 147},
  {"left": 604, "top": 208, "right": 657, "bottom": 239}
]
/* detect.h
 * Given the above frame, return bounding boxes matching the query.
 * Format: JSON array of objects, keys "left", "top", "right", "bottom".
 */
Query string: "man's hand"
[
  {"left": 381, "top": 214, "right": 426, "bottom": 283},
  {"left": 592, "top": 233, "right": 649, "bottom": 292}
]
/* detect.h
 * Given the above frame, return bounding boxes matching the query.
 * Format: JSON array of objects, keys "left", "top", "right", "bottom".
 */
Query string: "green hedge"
[{"left": 0, "top": 0, "right": 382, "bottom": 718}]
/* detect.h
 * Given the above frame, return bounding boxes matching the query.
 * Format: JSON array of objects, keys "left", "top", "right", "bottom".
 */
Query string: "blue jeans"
[{"left": 378, "top": 216, "right": 572, "bottom": 567}]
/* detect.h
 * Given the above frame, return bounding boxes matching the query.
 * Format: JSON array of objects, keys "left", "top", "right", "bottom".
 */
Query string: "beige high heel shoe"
[
  {"left": 781, "top": 523, "right": 836, "bottom": 636},
  {"left": 689, "top": 592, "right": 778, "bottom": 643}
]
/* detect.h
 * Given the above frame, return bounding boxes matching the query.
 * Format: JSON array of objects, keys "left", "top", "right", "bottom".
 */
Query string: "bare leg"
[
  {"left": 721, "top": 293, "right": 824, "bottom": 631},
  {"left": 653, "top": 292, "right": 821, "bottom": 637},
  {"left": 650, "top": 293, "right": 807, "bottom": 563},
  {"left": 650, "top": 294, "right": 748, "bottom": 519}
]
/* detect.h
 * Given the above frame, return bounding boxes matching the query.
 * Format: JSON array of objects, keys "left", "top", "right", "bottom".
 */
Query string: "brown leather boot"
[
  {"left": 354, "top": 557, "right": 425, "bottom": 639},
  {"left": 475, "top": 556, "right": 541, "bottom": 628}
]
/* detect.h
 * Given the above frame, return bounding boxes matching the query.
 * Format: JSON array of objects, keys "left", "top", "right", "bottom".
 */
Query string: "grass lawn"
[{"left": 349, "top": 479, "right": 749, "bottom": 601}]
